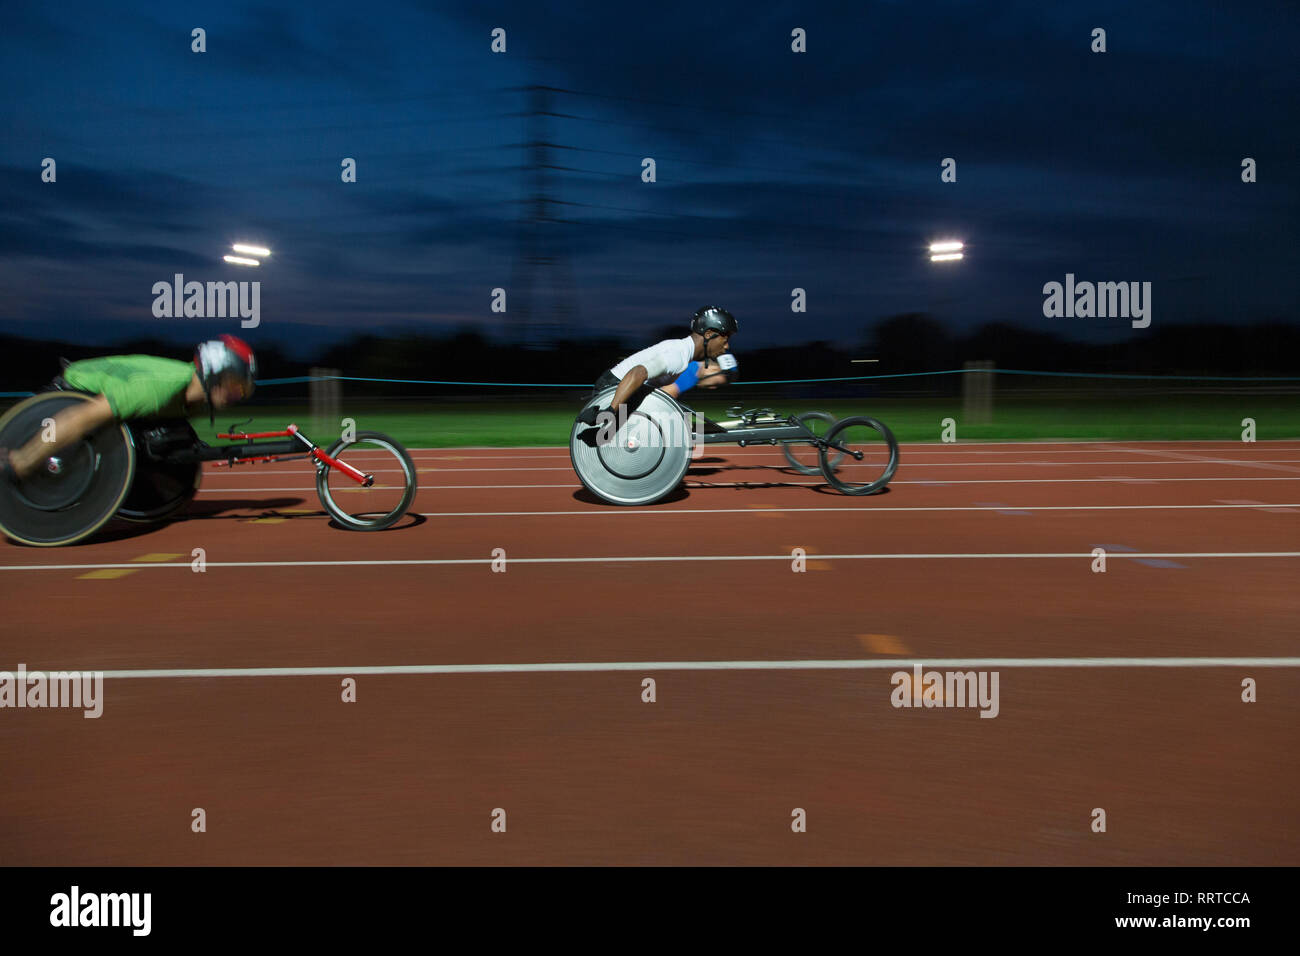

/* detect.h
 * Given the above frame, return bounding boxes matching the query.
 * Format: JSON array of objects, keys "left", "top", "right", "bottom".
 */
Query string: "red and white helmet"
[{"left": 194, "top": 334, "right": 257, "bottom": 396}]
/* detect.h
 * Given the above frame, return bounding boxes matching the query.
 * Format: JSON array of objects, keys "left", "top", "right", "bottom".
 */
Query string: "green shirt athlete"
[
  {"left": 1, "top": 336, "right": 257, "bottom": 483},
  {"left": 62, "top": 355, "right": 196, "bottom": 421}
]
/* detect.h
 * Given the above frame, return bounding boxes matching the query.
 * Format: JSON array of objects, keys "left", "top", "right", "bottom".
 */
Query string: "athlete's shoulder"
[
  {"left": 69, "top": 353, "right": 185, "bottom": 368},
  {"left": 646, "top": 335, "right": 689, "bottom": 349}
]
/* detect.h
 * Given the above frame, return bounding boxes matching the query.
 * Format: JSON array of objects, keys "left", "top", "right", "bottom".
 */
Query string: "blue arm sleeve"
[{"left": 672, "top": 361, "right": 701, "bottom": 394}]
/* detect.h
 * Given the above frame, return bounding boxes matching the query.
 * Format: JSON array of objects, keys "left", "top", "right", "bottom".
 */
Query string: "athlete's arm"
[
  {"left": 9, "top": 394, "right": 114, "bottom": 479},
  {"left": 611, "top": 365, "right": 648, "bottom": 410}
]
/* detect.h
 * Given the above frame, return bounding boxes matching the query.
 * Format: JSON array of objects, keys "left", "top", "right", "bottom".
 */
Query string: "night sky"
[{"left": 1, "top": 0, "right": 1296, "bottom": 359}]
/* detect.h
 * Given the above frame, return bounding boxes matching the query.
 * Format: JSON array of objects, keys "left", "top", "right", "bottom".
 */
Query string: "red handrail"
[{"left": 216, "top": 430, "right": 294, "bottom": 440}]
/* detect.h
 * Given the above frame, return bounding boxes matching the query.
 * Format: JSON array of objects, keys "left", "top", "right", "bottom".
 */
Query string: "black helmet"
[{"left": 690, "top": 306, "right": 737, "bottom": 338}]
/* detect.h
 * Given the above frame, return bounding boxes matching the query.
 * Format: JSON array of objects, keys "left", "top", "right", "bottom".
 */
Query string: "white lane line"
[
  {"left": 59, "top": 657, "right": 1300, "bottom": 679},
  {"left": 311, "top": 444, "right": 1300, "bottom": 462},
  {"left": 401, "top": 453, "right": 1300, "bottom": 464},
  {"left": 406, "top": 447, "right": 1300, "bottom": 457},
  {"left": 800, "top": 477, "right": 1300, "bottom": 484},
  {"left": 7, "top": 552, "right": 1300, "bottom": 571},
  {"left": 1113, "top": 445, "right": 1300, "bottom": 475},
  {"left": 408, "top": 442, "right": 1300, "bottom": 455},
  {"left": 270, "top": 460, "right": 1300, "bottom": 472},
  {"left": 893, "top": 460, "right": 1300, "bottom": 466},
  {"left": 1215, "top": 498, "right": 1300, "bottom": 514},
  {"left": 193, "top": 477, "right": 1300, "bottom": 492},
  {"left": 404, "top": 503, "right": 1300, "bottom": 517}
]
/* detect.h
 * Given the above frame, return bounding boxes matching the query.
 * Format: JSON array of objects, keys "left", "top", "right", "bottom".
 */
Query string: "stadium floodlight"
[
  {"left": 232, "top": 243, "right": 271, "bottom": 257},
  {"left": 930, "top": 252, "right": 964, "bottom": 262},
  {"left": 929, "top": 240, "right": 963, "bottom": 254},
  {"left": 223, "top": 255, "right": 260, "bottom": 266}
]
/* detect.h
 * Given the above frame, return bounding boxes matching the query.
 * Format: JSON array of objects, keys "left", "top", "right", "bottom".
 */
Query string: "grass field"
[
  {"left": 5, "top": 392, "right": 1296, "bottom": 447},
  {"left": 186, "top": 394, "right": 1300, "bottom": 446}
]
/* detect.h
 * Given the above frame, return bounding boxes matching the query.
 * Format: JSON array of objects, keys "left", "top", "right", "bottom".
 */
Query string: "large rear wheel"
[
  {"left": 570, "top": 387, "right": 693, "bottom": 506},
  {"left": 0, "top": 392, "right": 136, "bottom": 546}
]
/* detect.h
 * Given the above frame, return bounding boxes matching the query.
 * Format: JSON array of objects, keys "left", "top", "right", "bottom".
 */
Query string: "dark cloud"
[{"left": 0, "top": 0, "right": 1295, "bottom": 352}]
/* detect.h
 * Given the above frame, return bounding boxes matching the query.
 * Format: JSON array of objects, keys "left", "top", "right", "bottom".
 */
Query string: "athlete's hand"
[
  {"left": 578, "top": 405, "right": 612, "bottom": 426},
  {"left": 699, "top": 355, "right": 738, "bottom": 388},
  {"left": 0, "top": 447, "right": 18, "bottom": 485}
]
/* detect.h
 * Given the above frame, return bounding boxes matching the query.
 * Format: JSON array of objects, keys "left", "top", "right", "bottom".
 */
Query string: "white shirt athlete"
[
  {"left": 578, "top": 307, "right": 738, "bottom": 425},
  {"left": 608, "top": 335, "right": 696, "bottom": 388}
]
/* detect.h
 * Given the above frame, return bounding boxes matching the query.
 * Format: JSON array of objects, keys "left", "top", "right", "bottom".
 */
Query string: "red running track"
[{"left": 1, "top": 441, "right": 1297, "bottom": 864}]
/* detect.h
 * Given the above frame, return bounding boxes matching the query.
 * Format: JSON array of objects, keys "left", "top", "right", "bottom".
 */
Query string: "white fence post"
[
  {"left": 310, "top": 367, "right": 341, "bottom": 432},
  {"left": 963, "top": 360, "right": 994, "bottom": 425}
]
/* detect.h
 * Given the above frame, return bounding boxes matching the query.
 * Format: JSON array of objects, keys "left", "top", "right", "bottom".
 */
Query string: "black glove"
[
  {"left": 578, "top": 405, "right": 606, "bottom": 426},
  {"left": 0, "top": 448, "right": 18, "bottom": 485}
]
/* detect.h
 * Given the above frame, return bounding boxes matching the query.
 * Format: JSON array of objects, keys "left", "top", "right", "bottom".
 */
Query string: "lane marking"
[
  {"left": 857, "top": 634, "right": 910, "bottom": 655},
  {"left": 392, "top": 447, "right": 1300, "bottom": 459},
  {"left": 267, "top": 502, "right": 1300, "bottom": 516},
  {"left": 1216, "top": 498, "right": 1300, "bottom": 514},
  {"left": 47, "top": 657, "right": 1300, "bottom": 680},
  {"left": 194, "top": 478, "right": 1300, "bottom": 492},
  {"left": 77, "top": 552, "right": 183, "bottom": 580},
  {"left": 287, "top": 460, "right": 1300, "bottom": 472},
  {"left": 878, "top": 460, "right": 1300, "bottom": 466},
  {"left": 974, "top": 501, "right": 1034, "bottom": 516},
  {"left": 1091, "top": 543, "right": 1187, "bottom": 569},
  {"left": 785, "top": 544, "right": 832, "bottom": 570},
  {"left": 1114, "top": 445, "right": 1300, "bottom": 475},
  {"left": 1095, "top": 475, "right": 1158, "bottom": 485},
  {"left": 15, "top": 551, "right": 1300, "bottom": 572},
  {"left": 398, "top": 441, "right": 1300, "bottom": 451}
]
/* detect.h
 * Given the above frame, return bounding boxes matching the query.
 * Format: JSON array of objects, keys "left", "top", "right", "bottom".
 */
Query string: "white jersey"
[{"left": 609, "top": 336, "right": 696, "bottom": 387}]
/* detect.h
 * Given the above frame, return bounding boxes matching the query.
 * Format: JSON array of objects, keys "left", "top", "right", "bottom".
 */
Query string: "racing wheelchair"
[
  {"left": 0, "top": 389, "right": 417, "bottom": 547},
  {"left": 570, "top": 386, "right": 898, "bottom": 506}
]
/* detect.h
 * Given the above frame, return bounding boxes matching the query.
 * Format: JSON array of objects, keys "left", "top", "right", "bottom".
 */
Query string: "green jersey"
[{"left": 62, "top": 355, "right": 195, "bottom": 421}]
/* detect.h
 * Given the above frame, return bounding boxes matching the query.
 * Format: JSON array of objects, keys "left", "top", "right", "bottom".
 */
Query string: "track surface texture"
[{"left": 2, "top": 440, "right": 1297, "bottom": 865}]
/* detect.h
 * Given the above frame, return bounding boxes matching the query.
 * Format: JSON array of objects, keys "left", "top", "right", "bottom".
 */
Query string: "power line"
[
  {"left": 536, "top": 108, "right": 849, "bottom": 154},
  {"left": 510, "top": 86, "right": 579, "bottom": 344},
  {"left": 511, "top": 84, "right": 849, "bottom": 131},
  {"left": 547, "top": 142, "right": 865, "bottom": 180}
]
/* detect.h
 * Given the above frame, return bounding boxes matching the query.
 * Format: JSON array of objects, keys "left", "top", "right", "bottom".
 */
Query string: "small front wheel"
[
  {"left": 818, "top": 416, "right": 899, "bottom": 495},
  {"left": 316, "top": 431, "right": 417, "bottom": 530},
  {"left": 781, "top": 411, "right": 840, "bottom": 475}
]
